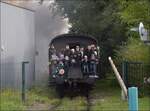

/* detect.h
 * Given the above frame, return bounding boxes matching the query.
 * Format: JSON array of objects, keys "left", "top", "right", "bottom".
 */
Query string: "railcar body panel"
[{"left": 68, "top": 66, "right": 83, "bottom": 79}]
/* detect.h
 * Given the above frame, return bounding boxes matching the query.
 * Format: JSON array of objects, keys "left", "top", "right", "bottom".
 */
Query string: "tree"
[
  {"left": 116, "top": 0, "right": 150, "bottom": 64},
  {"left": 55, "top": 0, "right": 128, "bottom": 76},
  {"left": 117, "top": 0, "right": 150, "bottom": 28}
]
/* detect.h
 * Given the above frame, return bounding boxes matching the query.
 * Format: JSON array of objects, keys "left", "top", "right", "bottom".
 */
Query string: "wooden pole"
[{"left": 108, "top": 57, "right": 128, "bottom": 97}]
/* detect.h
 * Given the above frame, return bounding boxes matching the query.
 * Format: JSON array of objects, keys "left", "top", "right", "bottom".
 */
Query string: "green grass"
[
  {"left": 0, "top": 76, "right": 150, "bottom": 111},
  {"left": 91, "top": 78, "right": 150, "bottom": 111},
  {"left": 0, "top": 87, "right": 60, "bottom": 111},
  {"left": 0, "top": 89, "right": 25, "bottom": 111},
  {"left": 25, "top": 86, "right": 60, "bottom": 106},
  {"left": 55, "top": 97, "right": 87, "bottom": 111}
]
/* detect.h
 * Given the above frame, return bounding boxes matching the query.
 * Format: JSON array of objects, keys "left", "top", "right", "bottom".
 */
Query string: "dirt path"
[
  {"left": 27, "top": 103, "right": 52, "bottom": 111},
  {"left": 27, "top": 100, "right": 62, "bottom": 111}
]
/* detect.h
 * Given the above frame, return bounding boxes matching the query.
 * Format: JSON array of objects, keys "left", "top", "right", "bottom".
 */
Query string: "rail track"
[
  {"left": 49, "top": 85, "right": 94, "bottom": 111},
  {"left": 86, "top": 92, "right": 92, "bottom": 111}
]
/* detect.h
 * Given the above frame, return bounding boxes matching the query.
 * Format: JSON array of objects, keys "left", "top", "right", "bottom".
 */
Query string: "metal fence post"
[
  {"left": 122, "top": 61, "right": 129, "bottom": 100},
  {"left": 128, "top": 87, "right": 138, "bottom": 111},
  {"left": 22, "top": 61, "right": 29, "bottom": 103},
  {"left": 122, "top": 61, "right": 128, "bottom": 86}
]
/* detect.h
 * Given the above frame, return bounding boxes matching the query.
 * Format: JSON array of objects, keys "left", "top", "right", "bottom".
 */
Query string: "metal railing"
[{"left": 122, "top": 61, "right": 150, "bottom": 96}]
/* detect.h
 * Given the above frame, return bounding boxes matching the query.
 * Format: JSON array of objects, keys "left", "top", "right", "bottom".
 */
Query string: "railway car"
[{"left": 49, "top": 34, "right": 100, "bottom": 97}]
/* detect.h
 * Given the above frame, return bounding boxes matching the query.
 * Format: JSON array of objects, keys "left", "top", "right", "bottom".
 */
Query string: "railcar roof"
[{"left": 50, "top": 34, "right": 98, "bottom": 45}]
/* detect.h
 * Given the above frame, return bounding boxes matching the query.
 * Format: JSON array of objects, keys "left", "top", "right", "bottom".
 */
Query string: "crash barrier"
[
  {"left": 22, "top": 61, "right": 29, "bottom": 103},
  {"left": 128, "top": 87, "right": 138, "bottom": 111}
]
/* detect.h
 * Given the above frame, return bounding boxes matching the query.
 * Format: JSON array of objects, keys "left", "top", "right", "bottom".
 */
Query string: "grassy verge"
[
  {"left": 0, "top": 76, "right": 150, "bottom": 111},
  {"left": 0, "top": 87, "right": 60, "bottom": 111},
  {"left": 91, "top": 77, "right": 150, "bottom": 111},
  {"left": 54, "top": 97, "right": 87, "bottom": 111},
  {"left": 0, "top": 89, "right": 25, "bottom": 111}
]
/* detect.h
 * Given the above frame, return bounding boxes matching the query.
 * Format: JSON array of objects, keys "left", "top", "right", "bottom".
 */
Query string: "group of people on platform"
[{"left": 49, "top": 44, "right": 100, "bottom": 77}]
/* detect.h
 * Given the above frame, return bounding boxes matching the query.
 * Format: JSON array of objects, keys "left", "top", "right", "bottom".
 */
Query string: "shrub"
[{"left": 116, "top": 37, "right": 150, "bottom": 64}]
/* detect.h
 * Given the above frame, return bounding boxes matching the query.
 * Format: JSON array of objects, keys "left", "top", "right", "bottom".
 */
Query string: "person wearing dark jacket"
[
  {"left": 70, "top": 49, "right": 77, "bottom": 66},
  {"left": 81, "top": 55, "right": 89, "bottom": 75},
  {"left": 64, "top": 55, "right": 70, "bottom": 76},
  {"left": 84, "top": 45, "right": 92, "bottom": 60},
  {"left": 89, "top": 54, "right": 98, "bottom": 75},
  {"left": 80, "top": 47, "right": 84, "bottom": 58},
  {"left": 64, "top": 45, "right": 71, "bottom": 57},
  {"left": 75, "top": 46, "right": 82, "bottom": 64}
]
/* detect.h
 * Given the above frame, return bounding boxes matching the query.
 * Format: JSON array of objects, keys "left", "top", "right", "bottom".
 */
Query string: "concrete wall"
[{"left": 0, "top": 2, "right": 35, "bottom": 89}]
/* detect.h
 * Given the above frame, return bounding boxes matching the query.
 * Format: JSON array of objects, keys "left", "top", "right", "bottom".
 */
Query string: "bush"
[
  {"left": 115, "top": 37, "right": 150, "bottom": 96},
  {"left": 115, "top": 37, "right": 150, "bottom": 64}
]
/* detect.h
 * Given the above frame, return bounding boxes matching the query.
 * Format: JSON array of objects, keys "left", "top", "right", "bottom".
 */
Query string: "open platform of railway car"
[{"left": 48, "top": 34, "right": 100, "bottom": 97}]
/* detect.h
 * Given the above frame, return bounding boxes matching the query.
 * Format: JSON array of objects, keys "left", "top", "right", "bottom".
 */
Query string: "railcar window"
[{"left": 69, "top": 43, "right": 80, "bottom": 49}]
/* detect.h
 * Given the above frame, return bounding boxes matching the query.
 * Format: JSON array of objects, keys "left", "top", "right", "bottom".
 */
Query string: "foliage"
[
  {"left": 117, "top": 0, "right": 150, "bottom": 28},
  {"left": 116, "top": 0, "right": 150, "bottom": 67},
  {"left": 116, "top": 37, "right": 150, "bottom": 63}
]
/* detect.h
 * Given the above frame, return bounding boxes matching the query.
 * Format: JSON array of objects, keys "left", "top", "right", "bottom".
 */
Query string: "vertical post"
[
  {"left": 128, "top": 87, "right": 138, "bottom": 111},
  {"left": 122, "top": 61, "right": 128, "bottom": 86},
  {"left": 122, "top": 61, "right": 128, "bottom": 100},
  {"left": 22, "top": 61, "right": 29, "bottom": 103}
]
